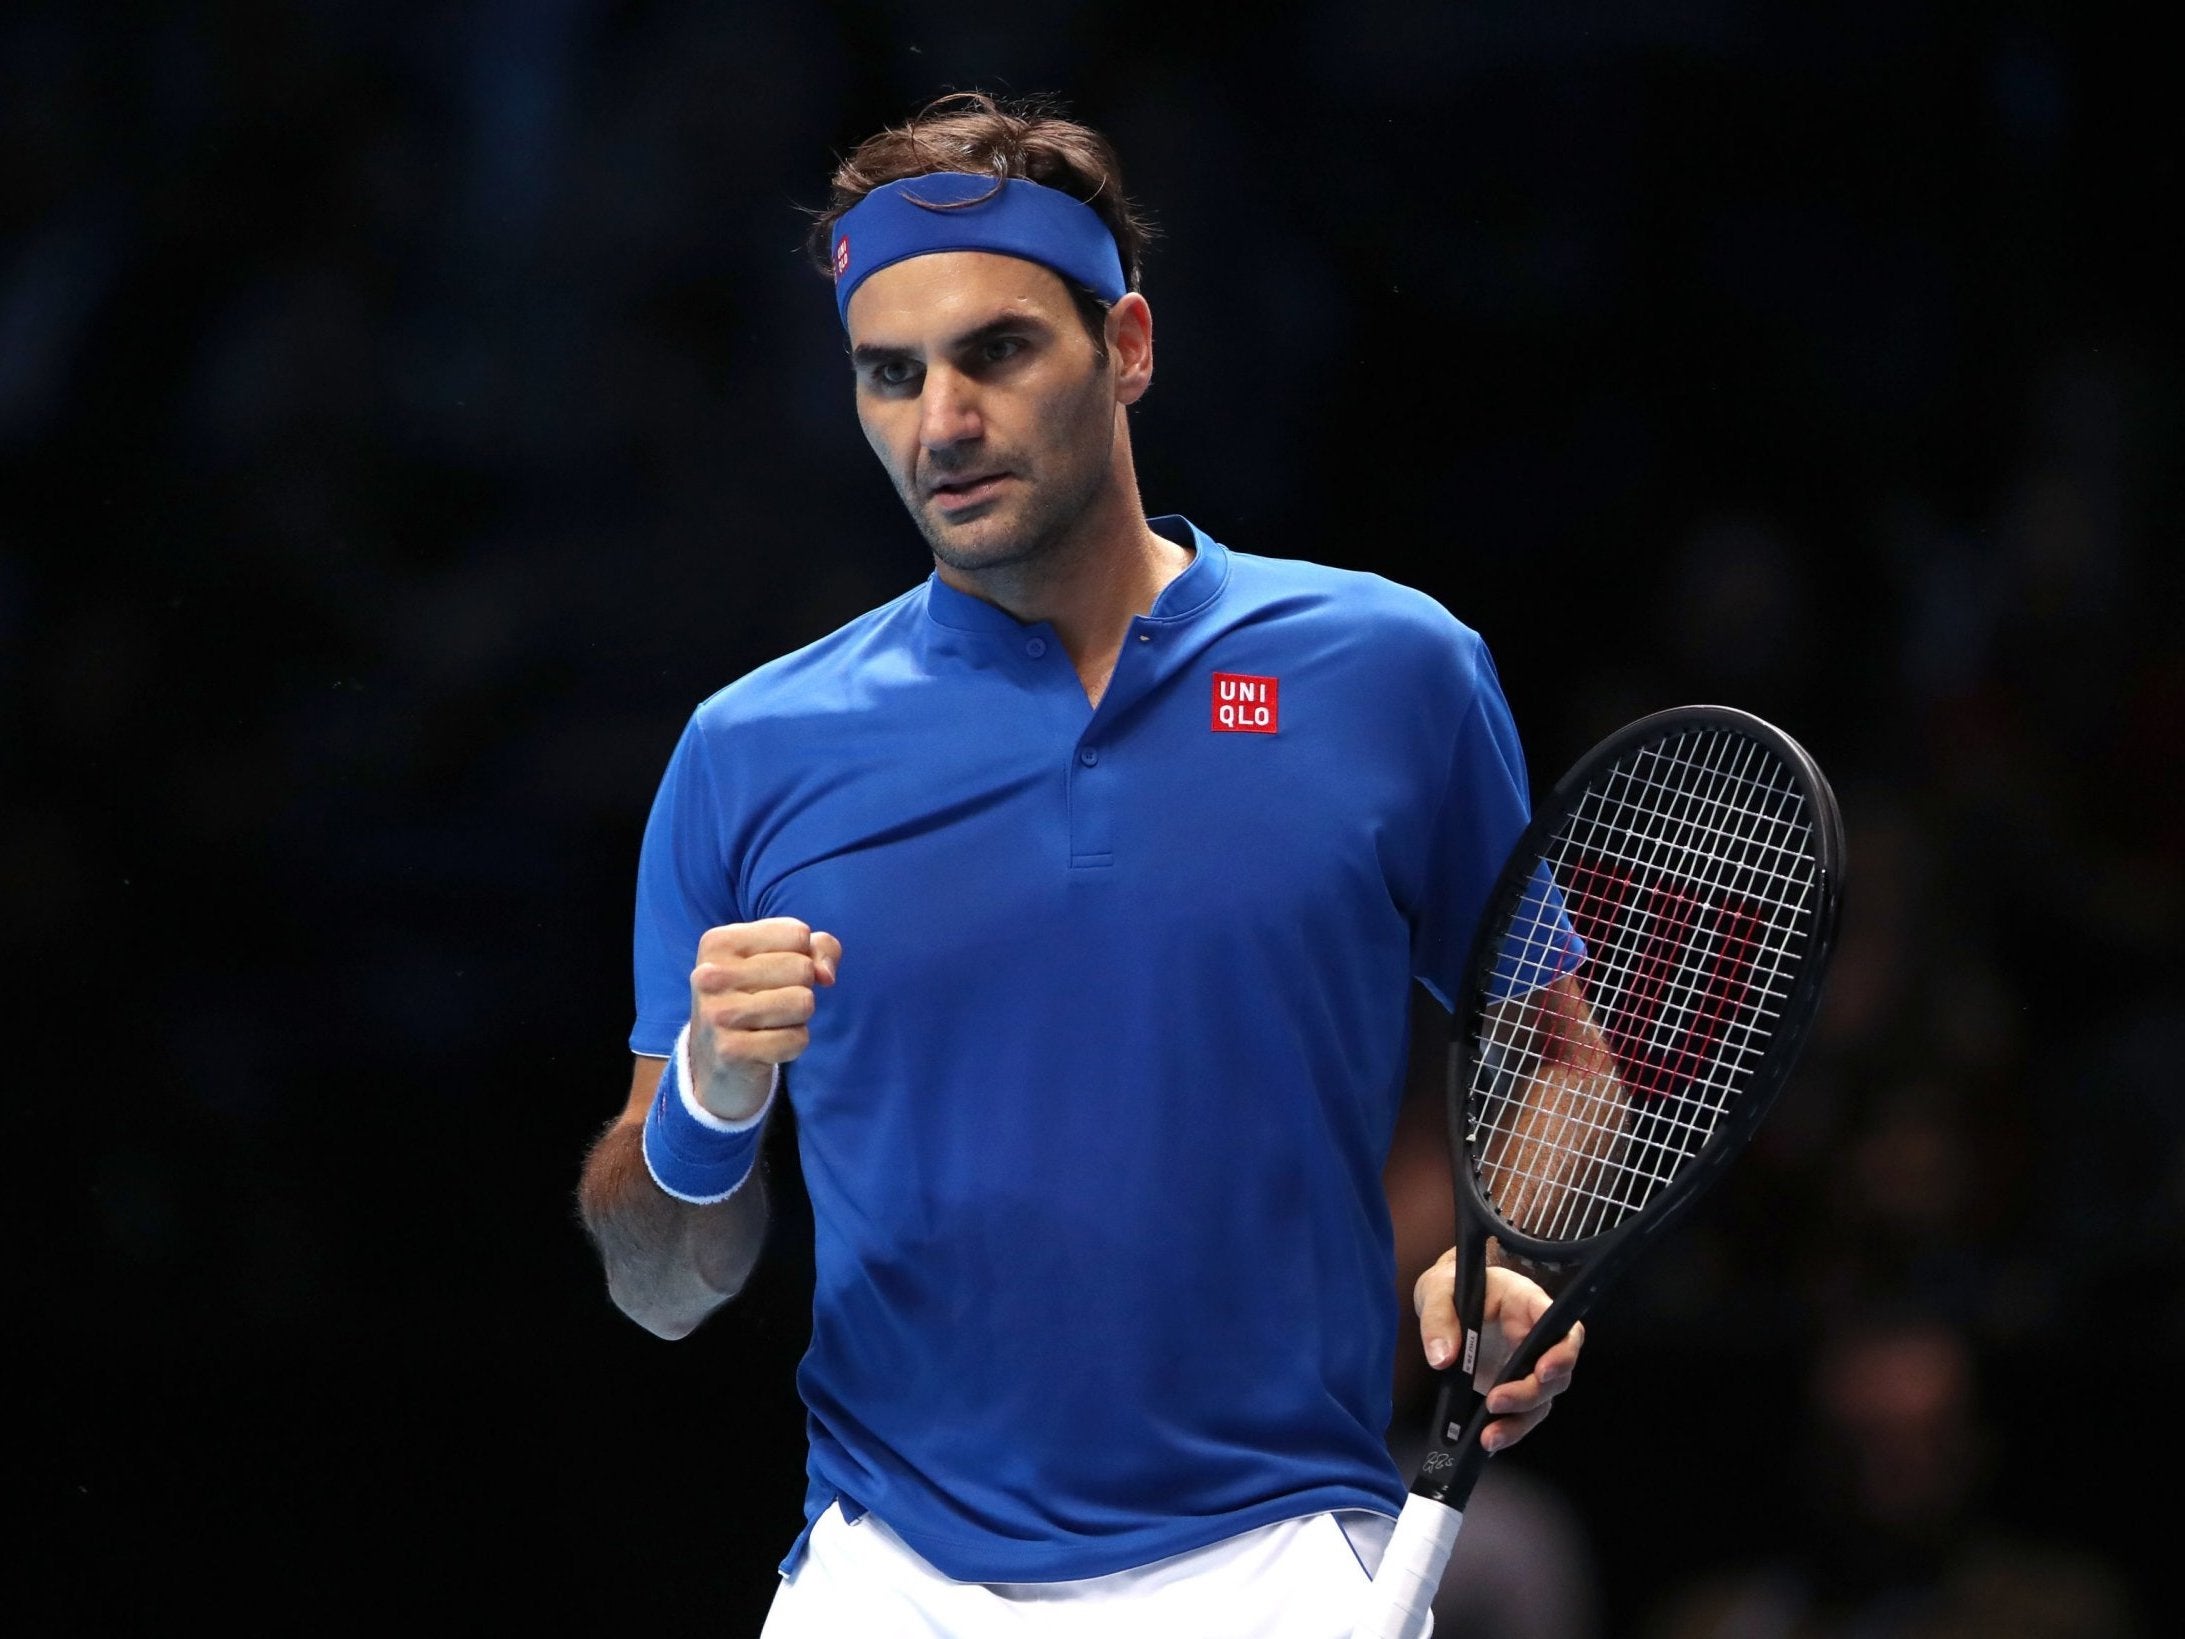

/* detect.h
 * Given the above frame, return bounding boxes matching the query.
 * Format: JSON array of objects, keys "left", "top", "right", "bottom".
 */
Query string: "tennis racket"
[{"left": 1351, "top": 704, "right": 1845, "bottom": 1639}]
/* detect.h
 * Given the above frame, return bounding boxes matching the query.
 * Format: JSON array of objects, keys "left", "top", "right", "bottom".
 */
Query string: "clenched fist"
[{"left": 687, "top": 917, "right": 841, "bottom": 1122}]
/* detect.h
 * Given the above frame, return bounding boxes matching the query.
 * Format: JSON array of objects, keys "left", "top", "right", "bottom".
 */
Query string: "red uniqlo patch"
[{"left": 1211, "top": 672, "right": 1280, "bottom": 733}]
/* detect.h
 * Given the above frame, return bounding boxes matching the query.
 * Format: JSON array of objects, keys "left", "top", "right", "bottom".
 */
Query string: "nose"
[{"left": 917, "top": 365, "right": 983, "bottom": 452}]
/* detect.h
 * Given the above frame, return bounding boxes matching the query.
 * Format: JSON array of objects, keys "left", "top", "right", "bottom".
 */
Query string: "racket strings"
[
  {"left": 1482, "top": 729, "right": 1811, "bottom": 1218},
  {"left": 1469, "top": 728, "right": 1820, "bottom": 1243},
  {"left": 1551, "top": 731, "right": 1807, "bottom": 1103},
  {"left": 1472, "top": 1004, "right": 1632, "bottom": 1242},
  {"left": 1573, "top": 736, "right": 1810, "bottom": 1075}
]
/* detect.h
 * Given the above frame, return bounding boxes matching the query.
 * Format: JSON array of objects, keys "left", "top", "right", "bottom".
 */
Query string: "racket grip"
[
  {"left": 1414, "top": 1369, "right": 1494, "bottom": 1508},
  {"left": 1349, "top": 1494, "right": 1464, "bottom": 1639}
]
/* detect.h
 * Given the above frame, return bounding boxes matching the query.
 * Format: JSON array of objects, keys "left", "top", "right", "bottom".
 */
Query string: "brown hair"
[{"left": 807, "top": 91, "right": 1155, "bottom": 350}]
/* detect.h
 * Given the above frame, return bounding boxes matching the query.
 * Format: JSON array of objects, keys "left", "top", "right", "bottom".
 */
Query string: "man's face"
[{"left": 846, "top": 251, "right": 1120, "bottom": 576}]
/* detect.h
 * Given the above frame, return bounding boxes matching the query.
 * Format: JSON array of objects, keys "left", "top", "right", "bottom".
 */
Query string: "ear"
[{"left": 1107, "top": 293, "right": 1154, "bottom": 406}]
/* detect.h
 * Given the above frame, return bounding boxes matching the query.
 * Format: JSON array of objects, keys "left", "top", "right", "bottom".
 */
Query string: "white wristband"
[
  {"left": 640, "top": 1023, "right": 779, "bottom": 1204},
  {"left": 673, "top": 1020, "right": 778, "bottom": 1132}
]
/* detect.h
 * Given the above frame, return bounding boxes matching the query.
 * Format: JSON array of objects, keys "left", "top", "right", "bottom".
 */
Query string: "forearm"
[
  {"left": 1536, "top": 973, "right": 1615, "bottom": 1076},
  {"left": 577, "top": 1118, "right": 771, "bottom": 1339},
  {"left": 1480, "top": 975, "right": 1627, "bottom": 1237}
]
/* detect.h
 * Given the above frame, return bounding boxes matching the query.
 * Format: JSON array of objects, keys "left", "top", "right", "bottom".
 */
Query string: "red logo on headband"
[{"left": 833, "top": 237, "right": 851, "bottom": 280}]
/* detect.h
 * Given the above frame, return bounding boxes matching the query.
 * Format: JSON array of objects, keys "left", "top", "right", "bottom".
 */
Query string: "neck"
[{"left": 934, "top": 427, "right": 1190, "bottom": 703}]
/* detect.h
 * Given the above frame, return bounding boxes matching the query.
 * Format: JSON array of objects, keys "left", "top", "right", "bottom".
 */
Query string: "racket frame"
[{"left": 1413, "top": 703, "right": 1845, "bottom": 1508}]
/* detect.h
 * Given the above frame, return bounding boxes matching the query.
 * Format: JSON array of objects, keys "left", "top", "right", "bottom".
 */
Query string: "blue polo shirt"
[{"left": 628, "top": 516, "right": 1537, "bottom": 1583}]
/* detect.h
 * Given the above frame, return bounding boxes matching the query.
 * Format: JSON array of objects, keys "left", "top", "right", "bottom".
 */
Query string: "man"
[{"left": 578, "top": 92, "right": 1587, "bottom": 1636}]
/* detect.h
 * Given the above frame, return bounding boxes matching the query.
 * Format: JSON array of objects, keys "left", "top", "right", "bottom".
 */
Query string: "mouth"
[{"left": 927, "top": 472, "right": 1011, "bottom": 511}]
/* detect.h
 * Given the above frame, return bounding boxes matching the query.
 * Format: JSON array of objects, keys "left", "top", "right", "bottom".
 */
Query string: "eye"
[
  {"left": 979, "top": 335, "right": 1024, "bottom": 365},
  {"left": 869, "top": 359, "right": 921, "bottom": 391}
]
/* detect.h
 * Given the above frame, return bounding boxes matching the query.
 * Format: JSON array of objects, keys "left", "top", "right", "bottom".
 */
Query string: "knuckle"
[{"left": 765, "top": 916, "right": 811, "bottom": 947}]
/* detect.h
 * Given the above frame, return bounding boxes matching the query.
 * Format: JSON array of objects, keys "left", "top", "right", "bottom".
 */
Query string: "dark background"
[{"left": 14, "top": 2, "right": 2179, "bottom": 1633}]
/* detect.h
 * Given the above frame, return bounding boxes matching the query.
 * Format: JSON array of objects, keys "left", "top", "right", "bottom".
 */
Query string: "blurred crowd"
[
  {"left": 10, "top": 2, "right": 2173, "bottom": 1633},
  {"left": 1382, "top": 334, "right": 2178, "bottom": 1633}
]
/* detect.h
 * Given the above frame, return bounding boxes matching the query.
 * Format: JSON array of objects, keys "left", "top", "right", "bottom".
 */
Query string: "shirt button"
[
  {"left": 1079, "top": 747, "right": 1099, "bottom": 766},
  {"left": 1025, "top": 638, "right": 1047, "bottom": 658}
]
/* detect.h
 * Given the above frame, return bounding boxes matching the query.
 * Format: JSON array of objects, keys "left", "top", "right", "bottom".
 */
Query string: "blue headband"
[{"left": 830, "top": 173, "right": 1128, "bottom": 329}]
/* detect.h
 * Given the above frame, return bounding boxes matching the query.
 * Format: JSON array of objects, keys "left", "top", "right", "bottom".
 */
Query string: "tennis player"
[{"left": 577, "top": 91, "right": 1589, "bottom": 1637}]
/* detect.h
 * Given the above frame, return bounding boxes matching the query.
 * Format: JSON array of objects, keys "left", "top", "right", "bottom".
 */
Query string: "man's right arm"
[
  {"left": 576, "top": 917, "right": 839, "bottom": 1340},
  {"left": 576, "top": 1055, "right": 773, "bottom": 1340}
]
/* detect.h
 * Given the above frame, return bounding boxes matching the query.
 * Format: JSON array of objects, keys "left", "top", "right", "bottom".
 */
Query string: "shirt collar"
[{"left": 921, "top": 514, "right": 1230, "bottom": 635}]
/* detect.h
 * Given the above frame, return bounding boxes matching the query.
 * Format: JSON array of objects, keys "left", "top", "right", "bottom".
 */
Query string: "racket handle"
[
  {"left": 1413, "top": 1369, "right": 1494, "bottom": 1508},
  {"left": 1349, "top": 1494, "right": 1464, "bottom": 1639}
]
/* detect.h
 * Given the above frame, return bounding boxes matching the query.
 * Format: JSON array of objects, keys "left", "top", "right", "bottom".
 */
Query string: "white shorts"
[{"left": 758, "top": 1502, "right": 1414, "bottom": 1639}]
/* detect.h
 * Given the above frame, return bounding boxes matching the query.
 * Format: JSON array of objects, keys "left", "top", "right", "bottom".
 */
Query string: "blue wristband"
[{"left": 641, "top": 1024, "right": 775, "bottom": 1204}]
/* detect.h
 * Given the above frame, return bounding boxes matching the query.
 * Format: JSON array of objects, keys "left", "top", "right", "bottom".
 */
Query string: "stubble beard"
[
  {"left": 908, "top": 384, "right": 1117, "bottom": 580},
  {"left": 914, "top": 456, "right": 1108, "bottom": 578}
]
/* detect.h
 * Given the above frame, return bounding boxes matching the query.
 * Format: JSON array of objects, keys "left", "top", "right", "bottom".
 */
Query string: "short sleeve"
[
  {"left": 629, "top": 713, "right": 743, "bottom": 1056},
  {"left": 1486, "top": 860, "right": 1586, "bottom": 1006},
  {"left": 1412, "top": 636, "right": 1535, "bottom": 1012}
]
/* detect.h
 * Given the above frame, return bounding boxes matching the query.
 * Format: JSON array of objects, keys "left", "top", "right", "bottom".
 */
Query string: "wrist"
[
  {"left": 686, "top": 1032, "right": 776, "bottom": 1125},
  {"left": 641, "top": 1023, "right": 776, "bottom": 1204}
]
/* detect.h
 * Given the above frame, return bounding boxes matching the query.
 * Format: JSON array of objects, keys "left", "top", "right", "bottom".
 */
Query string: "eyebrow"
[{"left": 851, "top": 313, "right": 1054, "bottom": 370}]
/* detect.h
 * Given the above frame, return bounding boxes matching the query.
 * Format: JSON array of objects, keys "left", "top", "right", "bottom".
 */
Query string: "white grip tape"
[{"left": 1349, "top": 1495, "right": 1464, "bottom": 1639}]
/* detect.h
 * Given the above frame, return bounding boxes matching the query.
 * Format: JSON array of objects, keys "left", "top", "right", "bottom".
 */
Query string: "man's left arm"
[{"left": 1392, "top": 976, "right": 1619, "bottom": 1451}]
